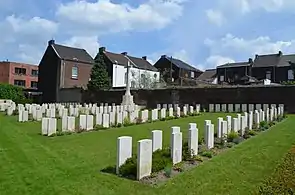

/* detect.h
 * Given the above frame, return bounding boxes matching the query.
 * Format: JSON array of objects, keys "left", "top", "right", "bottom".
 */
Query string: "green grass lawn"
[{"left": 0, "top": 113, "right": 294, "bottom": 195}]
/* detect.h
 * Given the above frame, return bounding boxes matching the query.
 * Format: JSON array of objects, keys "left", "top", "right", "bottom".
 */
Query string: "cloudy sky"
[{"left": 1, "top": 0, "right": 295, "bottom": 70}]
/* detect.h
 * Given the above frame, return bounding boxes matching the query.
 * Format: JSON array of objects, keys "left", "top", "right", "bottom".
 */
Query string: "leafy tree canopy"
[{"left": 88, "top": 53, "right": 110, "bottom": 90}]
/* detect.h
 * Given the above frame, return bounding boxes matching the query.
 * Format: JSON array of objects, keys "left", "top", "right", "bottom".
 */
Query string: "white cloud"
[
  {"left": 56, "top": 0, "right": 187, "bottom": 35},
  {"left": 63, "top": 36, "right": 100, "bottom": 57},
  {"left": 205, "top": 34, "right": 295, "bottom": 58},
  {"left": 5, "top": 15, "right": 58, "bottom": 37},
  {"left": 206, "top": 9, "right": 226, "bottom": 26},
  {"left": 206, "top": 0, "right": 295, "bottom": 24},
  {"left": 196, "top": 55, "right": 235, "bottom": 70},
  {"left": 0, "top": 15, "right": 58, "bottom": 64}
]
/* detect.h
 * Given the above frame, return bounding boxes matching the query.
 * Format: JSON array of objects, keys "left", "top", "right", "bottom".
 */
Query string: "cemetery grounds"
[{"left": 0, "top": 112, "right": 294, "bottom": 195}]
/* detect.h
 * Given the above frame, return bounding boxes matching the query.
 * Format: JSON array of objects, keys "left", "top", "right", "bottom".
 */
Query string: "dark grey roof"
[
  {"left": 164, "top": 56, "right": 203, "bottom": 72},
  {"left": 51, "top": 44, "right": 94, "bottom": 64},
  {"left": 217, "top": 61, "right": 251, "bottom": 68},
  {"left": 197, "top": 69, "right": 216, "bottom": 81},
  {"left": 253, "top": 53, "right": 281, "bottom": 67},
  {"left": 277, "top": 54, "right": 295, "bottom": 67},
  {"left": 104, "top": 51, "right": 158, "bottom": 71}
]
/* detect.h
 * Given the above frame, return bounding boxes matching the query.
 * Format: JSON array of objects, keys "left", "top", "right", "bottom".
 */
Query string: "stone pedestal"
[{"left": 121, "top": 94, "right": 134, "bottom": 106}]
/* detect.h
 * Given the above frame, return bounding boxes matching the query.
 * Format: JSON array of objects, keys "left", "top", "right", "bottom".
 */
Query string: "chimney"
[
  {"left": 99, "top": 47, "right": 106, "bottom": 54},
  {"left": 121, "top": 52, "right": 127, "bottom": 56},
  {"left": 255, "top": 54, "right": 258, "bottom": 59},
  {"left": 142, "top": 56, "right": 147, "bottom": 60},
  {"left": 248, "top": 58, "right": 253, "bottom": 63},
  {"left": 161, "top": 55, "right": 167, "bottom": 58},
  {"left": 48, "top": 39, "right": 55, "bottom": 45},
  {"left": 278, "top": 50, "right": 282, "bottom": 56}
]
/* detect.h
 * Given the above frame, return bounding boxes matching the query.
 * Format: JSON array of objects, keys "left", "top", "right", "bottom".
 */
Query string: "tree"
[{"left": 88, "top": 53, "right": 110, "bottom": 90}]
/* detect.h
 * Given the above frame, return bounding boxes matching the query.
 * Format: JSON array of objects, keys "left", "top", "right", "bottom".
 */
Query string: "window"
[
  {"left": 31, "top": 69, "right": 38, "bottom": 76},
  {"left": 31, "top": 81, "right": 38, "bottom": 88},
  {"left": 140, "top": 74, "right": 146, "bottom": 84},
  {"left": 266, "top": 71, "right": 271, "bottom": 80},
  {"left": 190, "top": 71, "right": 195, "bottom": 78},
  {"left": 219, "top": 75, "right": 224, "bottom": 82},
  {"left": 15, "top": 67, "right": 26, "bottom": 75},
  {"left": 288, "top": 69, "right": 294, "bottom": 80},
  {"left": 154, "top": 73, "right": 157, "bottom": 78},
  {"left": 14, "top": 80, "right": 26, "bottom": 87},
  {"left": 71, "top": 66, "right": 78, "bottom": 79}
]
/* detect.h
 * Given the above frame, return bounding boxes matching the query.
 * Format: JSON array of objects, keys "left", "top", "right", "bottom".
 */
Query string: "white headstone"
[
  {"left": 137, "top": 139, "right": 152, "bottom": 180},
  {"left": 151, "top": 130, "right": 162, "bottom": 152},
  {"left": 171, "top": 132, "right": 183, "bottom": 165},
  {"left": 188, "top": 127, "right": 198, "bottom": 156},
  {"left": 116, "top": 136, "right": 132, "bottom": 174}
]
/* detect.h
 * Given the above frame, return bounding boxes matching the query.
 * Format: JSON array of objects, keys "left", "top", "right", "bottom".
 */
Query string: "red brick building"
[{"left": 0, "top": 61, "right": 38, "bottom": 89}]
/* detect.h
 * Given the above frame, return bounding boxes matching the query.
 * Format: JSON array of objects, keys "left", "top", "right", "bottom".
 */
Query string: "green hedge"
[
  {"left": 0, "top": 83, "right": 32, "bottom": 104},
  {"left": 259, "top": 146, "right": 295, "bottom": 194}
]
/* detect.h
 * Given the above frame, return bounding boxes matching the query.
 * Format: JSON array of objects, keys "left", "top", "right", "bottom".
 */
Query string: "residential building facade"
[
  {"left": 38, "top": 40, "right": 94, "bottom": 103},
  {"left": 216, "top": 51, "right": 295, "bottom": 84},
  {"left": 216, "top": 59, "right": 253, "bottom": 84},
  {"left": 154, "top": 55, "right": 203, "bottom": 86},
  {"left": 98, "top": 47, "right": 160, "bottom": 89},
  {"left": 0, "top": 61, "right": 38, "bottom": 89}
]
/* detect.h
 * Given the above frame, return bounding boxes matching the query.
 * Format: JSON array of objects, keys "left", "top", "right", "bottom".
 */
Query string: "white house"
[{"left": 99, "top": 47, "right": 160, "bottom": 88}]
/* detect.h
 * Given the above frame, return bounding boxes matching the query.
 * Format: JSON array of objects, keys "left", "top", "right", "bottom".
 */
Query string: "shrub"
[
  {"left": 200, "top": 150, "right": 214, "bottom": 158},
  {"left": 248, "top": 130, "right": 257, "bottom": 136},
  {"left": 152, "top": 148, "right": 172, "bottom": 173},
  {"left": 0, "top": 83, "right": 31, "bottom": 104},
  {"left": 164, "top": 165, "right": 172, "bottom": 178},
  {"left": 118, "top": 156, "right": 137, "bottom": 178},
  {"left": 259, "top": 121, "right": 269, "bottom": 131},
  {"left": 182, "top": 142, "right": 195, "bottom": 161},
  {"left": 227, "top": 132, "right": 239, "bottom": 142},
  {"left": 123, "top": 117, "right": 133, "bottom": 126},
  {"left": 173, "top": 162, "right": 184, "bottom": 172}
]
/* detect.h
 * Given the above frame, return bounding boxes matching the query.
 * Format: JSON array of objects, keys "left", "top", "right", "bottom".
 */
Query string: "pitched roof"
[
  {"left": 197, "top": 69, "right": 216, "bottom": 81},
  {"left": 277, "top": 54, "right": 295, "bottom": 67},
  {"left": 217, "top": 61, "right": 251, "bottom": 68},
  {"left": 253, "top": 53, "right": 281, "bottom": 67},
  {"left": 163, "top": 56, "right": 203, "bottom": 72},
  {"left": 103, "top": 51, "right": 158, "bottom": 71},
  {"left": 51, "top": 44, "right": 94, "bottom": 64}
]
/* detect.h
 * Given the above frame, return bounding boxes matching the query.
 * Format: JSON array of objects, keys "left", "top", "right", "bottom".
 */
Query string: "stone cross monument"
[{"left": 121, "top": 58, "right": 134, "bottom": 106}]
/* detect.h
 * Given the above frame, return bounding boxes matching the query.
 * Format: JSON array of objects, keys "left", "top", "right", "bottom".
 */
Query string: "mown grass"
[
  {"left": 0, "top": 113, "right": 294, "bottom": 195},
  {"left": 258, "top": 145, "right": 295, "bottom": 194}
]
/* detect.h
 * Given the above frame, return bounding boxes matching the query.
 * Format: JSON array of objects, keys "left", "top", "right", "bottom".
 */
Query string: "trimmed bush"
[{"left": 0, "top": 83, "right": 31, "bottom": 104}]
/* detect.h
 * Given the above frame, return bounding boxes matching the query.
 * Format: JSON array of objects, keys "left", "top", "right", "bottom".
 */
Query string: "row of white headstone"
[
  {"left": 40, "top": 104, "right": 201, "bottom": 136},
  {"left": 209, "top": 103, "right": 284, "bottom": 113},
  {"left": 116, "top": 123, "right": 199, "bottom": 180},
  {"left": 116, "top": 105, "right": 284, "bottom": 181}
]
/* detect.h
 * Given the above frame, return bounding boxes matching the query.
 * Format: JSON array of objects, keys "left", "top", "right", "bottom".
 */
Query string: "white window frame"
[
  {"left": 71, "top": 66, "right": 78, "bottom": 79},
  {"left": 288, "top": 69, "right": 294, "bottom": 80},
  {"left": 265, "top": 71, "right": 271, "bottom": 80},
  {"left": 190, "top": 71, "right": 195, "bottom": 78}
]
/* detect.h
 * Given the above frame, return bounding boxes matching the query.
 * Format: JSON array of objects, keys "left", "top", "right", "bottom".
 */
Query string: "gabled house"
[
  {"left": 153, "top": 55, "right": 203, "bottom": 85},
  {"left": 252, "top": 51, "right": 295, "bottom": 83},
  {"left": 215, "top": 51, "right": 295, "bottom": 85},
  {"left": 97, "top": 47, "right": 160, "bottom": 88},
  {"left": 38, "top": 40, "right": 94, "bottom": 103},
  {"left": 216, "top": 59, "right": 253, "bottom": 84},
  {"left": 197, "top": 69, "right": 217, "bottom": 84}
]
